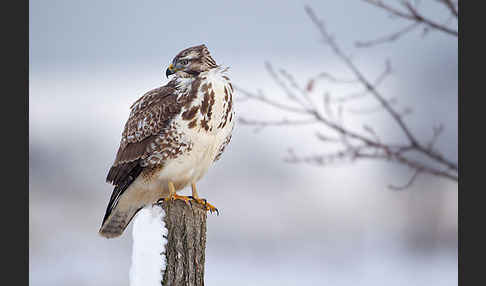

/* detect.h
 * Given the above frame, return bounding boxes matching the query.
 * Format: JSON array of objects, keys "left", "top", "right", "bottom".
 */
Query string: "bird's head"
[{"left": 166, "top": 44, "right": 218, "bottom": 78}]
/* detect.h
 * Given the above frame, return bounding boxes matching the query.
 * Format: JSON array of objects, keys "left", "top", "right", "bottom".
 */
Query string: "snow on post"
[
  {"left": 129, "top": 200, "right": 208, "bottom": 286},
  {"left": 129, "top": 205, "right": 167, "bottom": 286}
]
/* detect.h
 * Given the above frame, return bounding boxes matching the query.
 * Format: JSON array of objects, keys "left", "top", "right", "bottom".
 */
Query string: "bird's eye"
[{"left": 180, "top": 60, "right": 189, "bottom": 65}]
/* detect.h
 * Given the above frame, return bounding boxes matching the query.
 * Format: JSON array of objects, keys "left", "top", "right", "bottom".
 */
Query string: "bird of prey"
[{"left": 99, "top": 44, "right": 235, "bottom": 238}]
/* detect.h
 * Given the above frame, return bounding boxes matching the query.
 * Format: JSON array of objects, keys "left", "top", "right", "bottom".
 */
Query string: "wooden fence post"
[{"left": 160, "top": 200, "right": 207, "bottom": 286}]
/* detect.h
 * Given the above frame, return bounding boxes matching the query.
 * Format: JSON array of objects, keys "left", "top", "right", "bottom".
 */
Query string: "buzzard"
[{"left": 99, "top": 44, "right": 235, "bottom": 238}]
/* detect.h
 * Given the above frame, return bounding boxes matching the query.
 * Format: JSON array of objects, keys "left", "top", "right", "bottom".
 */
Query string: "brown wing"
[
  {"left": 102, "top": 82, "right": 182, "bottom": 225},
  {"left": 106, "top": 84, "right": 181, "bottom": 184}
]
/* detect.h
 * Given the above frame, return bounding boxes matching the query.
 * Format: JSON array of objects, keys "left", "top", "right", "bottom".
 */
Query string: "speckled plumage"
[{"left": 100, "top": 45, "right": 235, "bottom": 238}]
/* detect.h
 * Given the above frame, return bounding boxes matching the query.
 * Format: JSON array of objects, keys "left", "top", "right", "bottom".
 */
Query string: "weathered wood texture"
[{"left": 161, "top": 200, "right": 207, "bottom": 286}]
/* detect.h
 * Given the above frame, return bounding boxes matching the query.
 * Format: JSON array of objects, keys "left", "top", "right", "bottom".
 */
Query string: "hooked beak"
[{"left": 166, "top": 64, "right": 175, "bottom": 78}]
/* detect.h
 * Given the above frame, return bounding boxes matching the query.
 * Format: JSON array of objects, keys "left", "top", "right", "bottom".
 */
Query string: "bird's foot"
[
  {"left": 161, "top": 193, "right": 192, "bottom": 206},
  {"left": 190, "top": 197, "right": 219, "bottom": 215}
]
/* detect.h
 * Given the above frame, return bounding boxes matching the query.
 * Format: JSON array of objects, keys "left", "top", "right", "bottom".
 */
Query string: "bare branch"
[
  {"left": 238, "top": 117, "right": 318, "bottom": 133},
  {"left": 322, "top": 92, "right": 334, "bottom": 118},
  {"left": 356, "top": 22, "right": 421, "bottom": 48},
  {"left": 315, "top": 132, "right": 342, "bottom": 143},
  {"left": 374, "top": 59, "right": 393, "bottom": 87},
  {"left": 265, "top": 63, "right": 310, "bottom": 109},
  {"left": 238, "top": 4, "right": 458, "bottom": 187},
  {"left": 278, "top": 68, "right": 317, "bottom": 109},
  {"left": 305, "top": 6, "right": 458, "bottom": 172},
  {"left": 236, "top": 86, "right": 309, "bottom": 115},
  {"left": 437, "top": 0, "right": 458, "bottom": 18},
  {"left": 362, "top": 0, "right": 458, "bottom": 36},
  {"left": 427, "top": 124, "right": 444, "bottom": 150},
  {"left": 334, "top": 91, "right": 368, "bottom": 103},
  {"left": 307, "top": 72, "right": 358, "bottom": 93},
  {"left": 388, "top": 170, "right": 421, "bottom": 190},
  {"left": 305, "top": 6, "right": 420, "bottom": 146},
  {"left": 362, "top": 124, "right": 381, "bottom": 144}
]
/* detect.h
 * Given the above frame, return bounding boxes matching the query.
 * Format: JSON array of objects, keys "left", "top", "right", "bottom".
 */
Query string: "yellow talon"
[
  {"left": 191, "top": 183, "right": 219, "bottom": 215},
  {"left": 163, "top": 181, "right": 191, "bottom": 206}
]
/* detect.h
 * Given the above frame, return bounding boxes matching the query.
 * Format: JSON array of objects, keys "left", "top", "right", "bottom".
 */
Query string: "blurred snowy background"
[{"left": 29, "top": 0, "right": 457, "bottom": 285}]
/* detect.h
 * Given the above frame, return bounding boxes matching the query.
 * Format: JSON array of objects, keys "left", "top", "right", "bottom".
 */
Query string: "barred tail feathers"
[{"left": 99, "top": 204, "right": 142, "bottom": 238}]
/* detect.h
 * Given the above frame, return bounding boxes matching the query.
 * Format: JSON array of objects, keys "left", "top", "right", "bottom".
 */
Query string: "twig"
[
  {"left": 356, "top": 22, "right": 421, "bottom": 47},
  {"left": 364, "top": 0, "right": 458, "bottom": 36},
  {"left": 437, "top": 0, "right": 458, "bottom": 18},
  {"left": 361, "top": 0, "right": 458, "bottom": 36},
  {"left": 389, "top": 170, "right": 421, "bottom": 190},
  {"left": 238, "top": 117, "right": 318, "bottom": 133}
]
